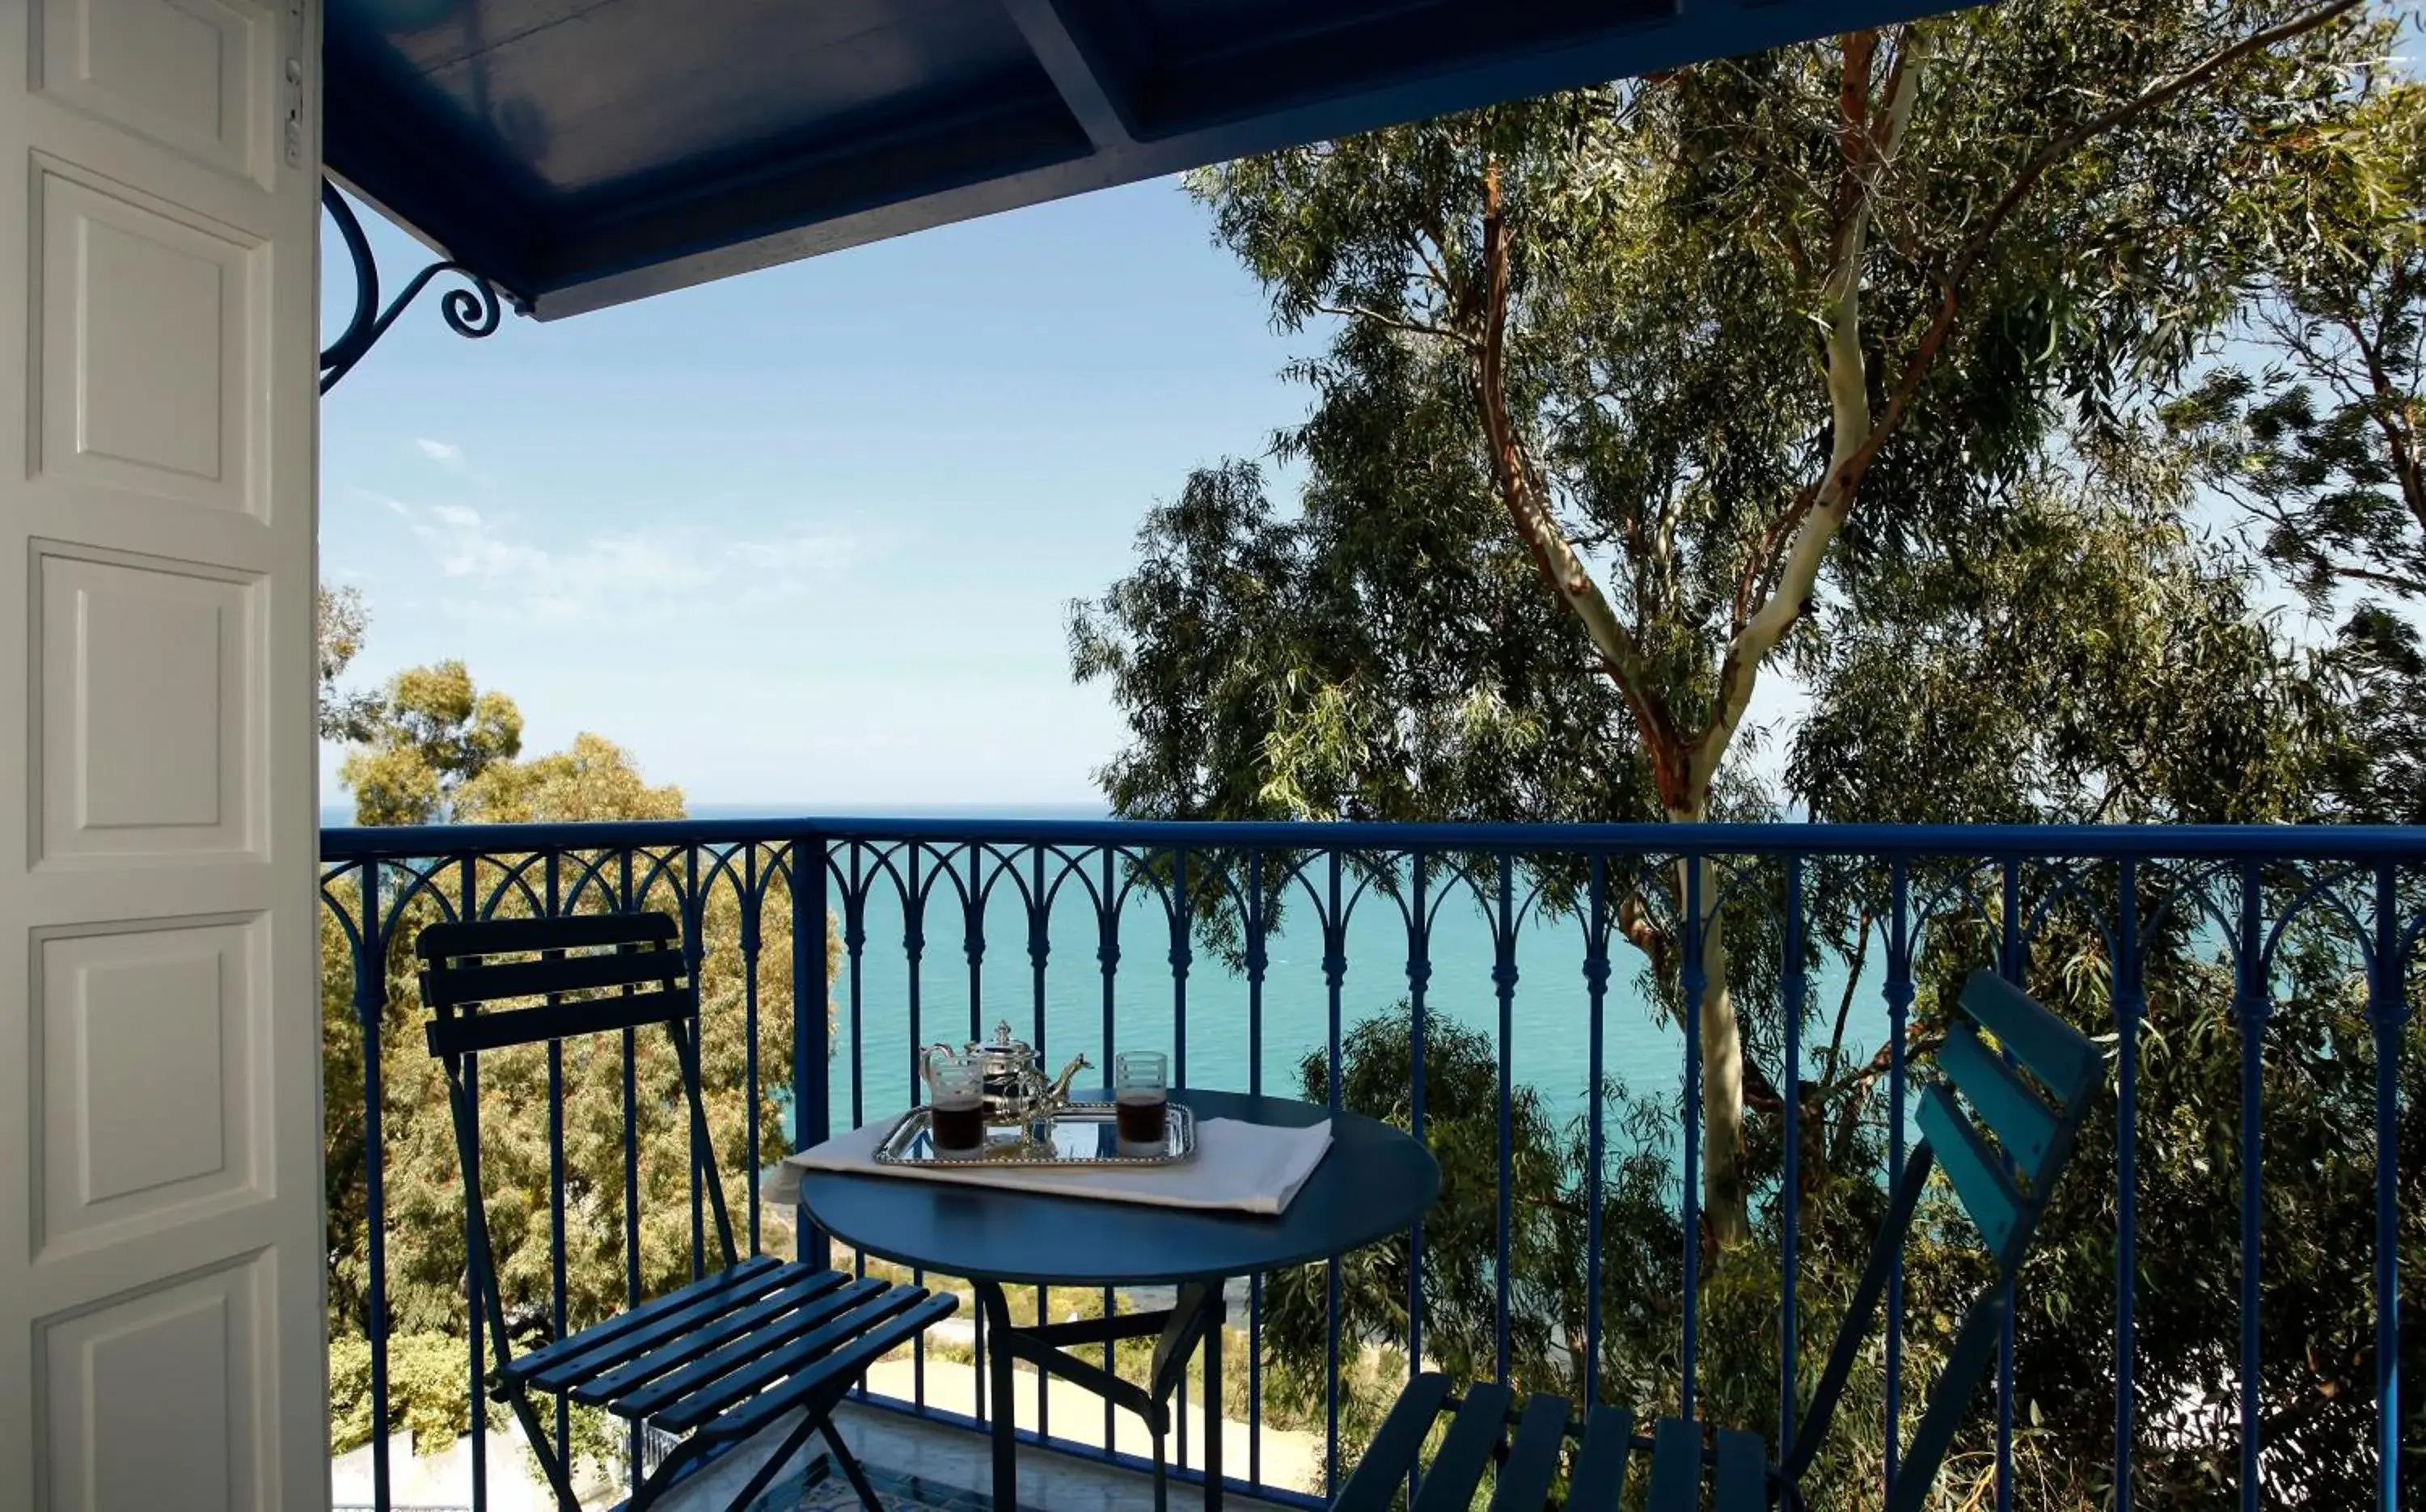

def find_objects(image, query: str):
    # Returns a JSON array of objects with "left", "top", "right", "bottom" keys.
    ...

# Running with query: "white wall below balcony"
[{"left": 329, "top": 1431, "right": 615, "bottom": 1512}]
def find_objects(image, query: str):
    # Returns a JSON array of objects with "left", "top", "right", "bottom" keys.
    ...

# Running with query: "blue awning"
[{"left": 327, "top": 0, "right": 1951, "bottom": 319}]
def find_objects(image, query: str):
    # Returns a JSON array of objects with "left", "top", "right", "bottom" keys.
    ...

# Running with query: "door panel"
[{"left": 1, "top": 1, "right": 325, "bottom": 1509}]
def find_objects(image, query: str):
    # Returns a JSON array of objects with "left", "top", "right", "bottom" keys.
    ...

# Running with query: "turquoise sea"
[{"left": 324, "top": 800, "right": 1883, "bottom": 1156}]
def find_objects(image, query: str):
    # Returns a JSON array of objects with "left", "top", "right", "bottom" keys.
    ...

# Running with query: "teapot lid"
[{"left": 966, "top": 1020, "right": 1033, "bottom": 1057}]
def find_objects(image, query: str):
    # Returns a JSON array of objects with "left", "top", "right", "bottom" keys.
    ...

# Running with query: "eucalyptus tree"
[
  {"left": 2165, "top": 79, "right": 2426, "bottom": 821},
  {"left": 1073, "top": 0, "right": 2390, "bottom": 1242},
  {"left": 2170, "top": 81, "right": 2425, "bottom": 609}
]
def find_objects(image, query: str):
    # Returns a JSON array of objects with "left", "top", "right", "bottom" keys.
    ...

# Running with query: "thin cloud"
[
  {"left": 727, "top": 532, "right": 860, "bottom": 597},
  {"left": 415, "top": 437, "right": 466, "bottom": 467},
  {"left": 345, "top": 486, "right": 416, "bottom": 517},
  {"left": 386, "top": 498, "right": 854, "bottom": 626}
]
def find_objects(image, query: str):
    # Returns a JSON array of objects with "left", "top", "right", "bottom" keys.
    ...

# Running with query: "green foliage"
[
  {"left": 2320, "top": 602, "right": 2426, "bottom": 822},
  {"left": 2168, "top": 82, "right": 2426, "bottom": 610},
  {"left": 1266, "top": 1012, "right": 1574, "bottom": 1398},
  {"left": 1074, "top": 0, "right": 2395, "bottom": 1244},
  {"left": 1278, "top": 939, "right": 2423, "bottom": 1508},
  {"left": 316, "top": 585, "right": 382, "bottom": 744},
  {"left": 2163, "top": 78, "right": 2426, "bottom": 822},
  {"left": 1077, "top": 0, "right": 2389, "bottom": 828},
  {"left": 2001, "top": 936, "right": 2424, "bottom": 1505},
  {"left": 1262, "top": 1003, "right": 1908, "bottom": 1503},
  {"left": 1071, "top": 457, "right": 1646, "bottom": 824},
  {"left": 1076, "top": 3, "right": 2421, "bottom": 1505},
  {"left": 338, "top": 660, "right": 526, "bottom": 826},
  {"left": 1786, "top": 440, "right": 2352, "bottom": 829},
  {"left": 320, "top": 653, "right": 842, "bottom": 1486},
  {"left": 328, "top": 1330, "right": 505, "bottom": 1457}
]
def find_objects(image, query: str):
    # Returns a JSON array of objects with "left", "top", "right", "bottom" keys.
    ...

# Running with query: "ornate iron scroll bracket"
[{"left": 319, "top": 180, "right": 504, "bottom": 394}]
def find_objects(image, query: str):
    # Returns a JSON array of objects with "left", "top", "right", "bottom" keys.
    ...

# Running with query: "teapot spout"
[{"left": 1044, "top": 1053, "right": 1093, "bottom": 1108}]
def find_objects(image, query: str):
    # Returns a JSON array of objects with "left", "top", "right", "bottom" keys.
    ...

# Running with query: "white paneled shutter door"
[{"left": 0, "top": 2, "right": 328, "bottom": 1511}]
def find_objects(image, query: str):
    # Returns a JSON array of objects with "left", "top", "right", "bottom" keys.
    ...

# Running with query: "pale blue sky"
[{"left": 318, "top": 180, "right": 1318, "bottom": 807}]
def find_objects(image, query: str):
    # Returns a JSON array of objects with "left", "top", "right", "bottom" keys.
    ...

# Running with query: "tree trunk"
[
  {"left": 1698, "top": 910, "right": 1751, "bottom": 1248},
  {"left": 1670, "top": 805, "right": 1750, "bottom": 1247}
]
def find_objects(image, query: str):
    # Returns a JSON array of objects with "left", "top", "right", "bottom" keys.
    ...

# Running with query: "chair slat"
[
  {"left": 420, "top": 912, "right": 674, "bottom": 959},
  {"left": 517, "top": 1261, "right": 791, "bottom": 1387},
  {"left": 702, "top": 1291, "right": 960, "bottom": 1444},
  {"left": 527, "top": 1261, "right": 805, "bottom": 1395},
  {"left": 600, "top": 1276, "right": 892, "bottom": 1415},
  {"left": 573, "top": 1269, "right": 856, "bottom": 1404},
  {"left": 1959, "top": 969, "right": 2095, "bottom": 1097},
  {"left": 1486, "top": 1394, "right": 1573, "bottom": 1512},
  {"left": 1410, "top": 1383, "right": 1511, "bottom": 1512},
  {"left": 1714, "top": 1428, "right": 1769, "bottom": 1512},
  {"left": 1562, "top": 1404, "right": 1636, "bottom": 1510},
  {"left": 1938, "top": 1022, "right": 2057, "bottom": 1172},
  {"left": 1917, "top": 1083, "right": 2020, "bottom": 1254},
  {"left": 1886, "top": 974, "right": 2100, "bottom": 1511},
  {"left": 426, "top": 946, "right": 684, "bottom": 1007},
  {"left": 652, "top": 1285, "right": 933, "bottom": 1433},
  {"left": 503, "top": 1256, "right": 784, "bottom": 1387},
  {"left": 1645, "top": 1417, "right": 1703, "bottom": 1511},
  {"left": 1332, "top": 1374, "right": 1454, "bottom": 1512},
  {"left": 426, "top": 989, "right": 694, "bottom": 1058}
]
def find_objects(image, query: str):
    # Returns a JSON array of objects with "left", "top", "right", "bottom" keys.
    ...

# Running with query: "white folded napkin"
[{"left": 767, "top": 1113, "right": 1333, "bottom": 1216}]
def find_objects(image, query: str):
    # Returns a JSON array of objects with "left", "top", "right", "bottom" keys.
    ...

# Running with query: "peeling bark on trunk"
[
  {"left": 1672, "top": 829, "right": 1750, "bottom": 1248},
  {"left": 1663, "top": 33, "right": 1927, "bottom": 1249}
]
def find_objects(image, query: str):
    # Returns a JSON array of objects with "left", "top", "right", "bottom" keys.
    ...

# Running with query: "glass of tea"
[
  {"left": 1114, "top": 1050, "right": 1169, "bottom": 1152},
  {"left": 927, "top": 1054, "right": 987, "bottom": 1156}
]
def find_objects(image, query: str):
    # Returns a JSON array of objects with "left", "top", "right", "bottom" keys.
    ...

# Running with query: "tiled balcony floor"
[{"left": 668, "top": 1399, "right": 1307, "bottom": 1512}]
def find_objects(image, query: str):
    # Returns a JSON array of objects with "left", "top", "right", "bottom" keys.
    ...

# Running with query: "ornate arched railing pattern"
[{"left": 319, "top": 818, "right": 2426, "bottom": 1512}]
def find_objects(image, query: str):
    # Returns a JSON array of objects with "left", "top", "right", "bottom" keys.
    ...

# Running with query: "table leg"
[
  {"left": 974, "top": 1281, "right": 1018, "bottom": 1510},
  {"left": 1202, "top": 1289, "right": 1223, "bottom": 1512},
  {"left": 974, "top": 1277, "right": 1231, "bottom": 1511}
]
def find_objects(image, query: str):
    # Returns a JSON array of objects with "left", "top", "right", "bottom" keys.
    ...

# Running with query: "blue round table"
[{"left": 797, "top": 1089, "right": 1439, "bottom": 1511}]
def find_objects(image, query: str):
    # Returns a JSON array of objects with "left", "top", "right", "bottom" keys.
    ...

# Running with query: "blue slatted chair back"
[
  {"left": 1781, "top": 969, "right": 2102, "bottom": 1511},
  {"left": 416, "top": 911, "right": 741, "bottom": 1372}
]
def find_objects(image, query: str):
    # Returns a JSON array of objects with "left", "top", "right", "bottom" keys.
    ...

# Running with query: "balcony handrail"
[{"left": 323, "top": 815, "right": 2426, "bottom": 861}]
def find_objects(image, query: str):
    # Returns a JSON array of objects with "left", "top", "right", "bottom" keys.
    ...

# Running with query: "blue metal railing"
[{"left": 319, "top": 817, "right": 2424, "bottom": 1511}]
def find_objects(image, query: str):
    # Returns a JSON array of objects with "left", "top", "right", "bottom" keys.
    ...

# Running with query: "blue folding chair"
[
  {"left": 1331, "top": 968, "right": 2103, "bottom": 1511},
  {"left": 417, "top": 910, "right": 956, "bottom": 1512}
]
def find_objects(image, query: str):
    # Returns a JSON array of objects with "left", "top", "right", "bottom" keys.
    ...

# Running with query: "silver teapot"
[{"left": 921, "top": 1020, "right": 1091, "bottom": 1126}]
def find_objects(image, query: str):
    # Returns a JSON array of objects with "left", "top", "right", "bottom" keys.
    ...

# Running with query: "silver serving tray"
[{"left": 875, "top": 1100, "right": 1196, "bottom": 1168}]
